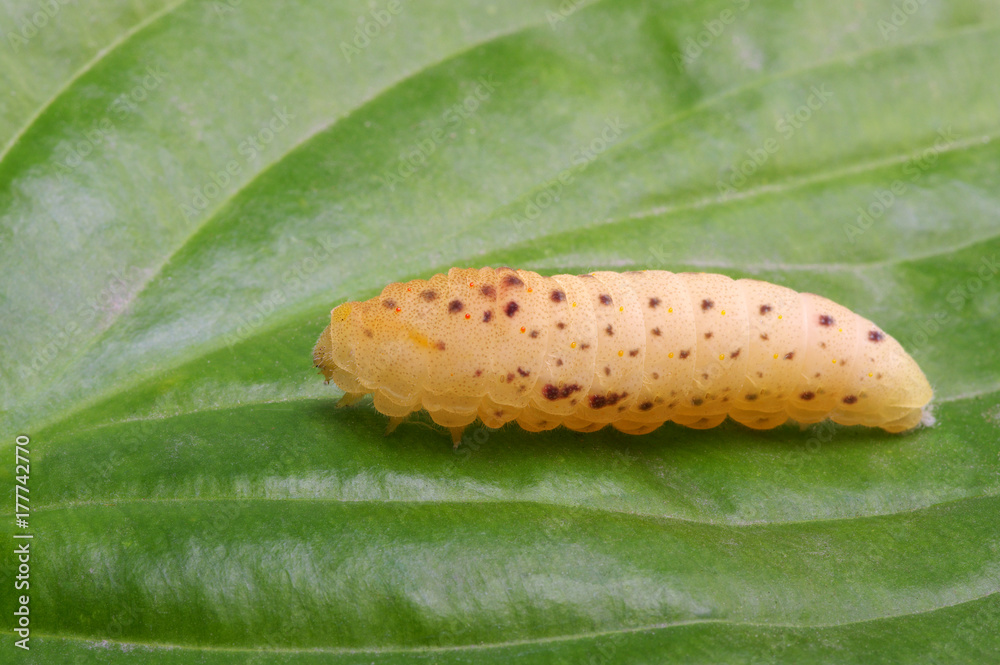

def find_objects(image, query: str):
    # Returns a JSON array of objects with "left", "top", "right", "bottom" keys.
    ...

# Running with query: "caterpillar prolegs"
[{"left": 313, "top": 268, "right": 933, "bottom": 445}]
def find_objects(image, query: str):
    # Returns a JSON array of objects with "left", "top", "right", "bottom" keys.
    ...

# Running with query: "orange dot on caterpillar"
[{"left": 313, "top": 267, "right": 933, "bottom": 446}]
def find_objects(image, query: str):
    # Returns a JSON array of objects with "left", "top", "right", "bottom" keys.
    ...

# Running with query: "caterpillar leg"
[
  {"left": 385, "top": 416, "right": 407, "bottom": 435},
  {"left": 337, "top": 392, "right": 367, "bottom": 408},
  {"left": 449, "top": 426, "right": 466, "bottom": 449}
]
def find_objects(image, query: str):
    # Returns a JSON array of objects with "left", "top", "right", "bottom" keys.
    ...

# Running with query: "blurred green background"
[{"left": 1, "top": 0, "right": 998, "bottom": 663}]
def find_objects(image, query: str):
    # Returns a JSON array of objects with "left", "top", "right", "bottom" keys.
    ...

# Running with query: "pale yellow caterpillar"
[{"left": 313, "top": 268, "right": 932, "bottom": 444}]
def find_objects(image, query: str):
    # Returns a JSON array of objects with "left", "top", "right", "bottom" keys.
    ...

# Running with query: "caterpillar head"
[
  {"left": 314, "top": 300, "right": 414, "bottom": 399},
  {"left": 313, "top": 302, "right": 357, "bottom": 385}
]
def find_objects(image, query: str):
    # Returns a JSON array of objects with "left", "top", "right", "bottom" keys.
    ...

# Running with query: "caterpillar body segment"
[{"left": 313, "top": 268, "right": 933, "bottom": 444}]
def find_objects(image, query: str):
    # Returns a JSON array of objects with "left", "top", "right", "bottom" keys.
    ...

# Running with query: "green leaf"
[{"left": 2, "top": 0, "right": 999, "bottom": 662}]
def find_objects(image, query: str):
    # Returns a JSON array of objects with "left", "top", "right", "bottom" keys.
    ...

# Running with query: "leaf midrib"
[{"left": 29, "top": 479, "right": 1000, "bottom": 529}]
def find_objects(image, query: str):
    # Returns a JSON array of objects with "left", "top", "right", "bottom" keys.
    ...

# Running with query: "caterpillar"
[{"left": 313, "top": 267, "right": 933, "bottom": 445}]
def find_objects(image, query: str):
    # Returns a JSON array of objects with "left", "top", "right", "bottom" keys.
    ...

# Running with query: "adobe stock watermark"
[
  {"left": 672, "top": 0, "right": 752, "bottom": 70},
  {"left": 179, "top": 106, "right": 294, "bottom": 222},
  {"left": 843, "top": 126, "right": 958, "bottom": 243},
  {"left": 16, "top": 266, "right": 146, "bottom": 381},
  {"left": 340, "top": 0, "right": 403, "bottom": 63},
  {"left": 5, "top": 0, "right": 75, "bottom": 52},
  {"left": 716, "top": 83, "right": 833, "bottom": 196},
  {"left": 877, "top": 0, "right": 930, "bottom": 40},
  {"left": 509, "top": 117, "right": 626, "bottom": 234},
  {"left": 378, "top": 75, "right": 498, "bottom": 191},
  {"left": 899, "top": 253, "right": 998, "bottom": 353},
  {"left": 12, "top": 434, "right": 32, "bottom": 651},
  {"left": 223, "top": 235, "right": 339, "bottom": 348},
  {"left": 54, "top": 65, "right": 168, "bottom": 174},
  {"left": 545, "top": 0, "right": 587, "bottom": 29},
  {"left": 931, "top": 577, "right": 1000, "bottom": 662}
]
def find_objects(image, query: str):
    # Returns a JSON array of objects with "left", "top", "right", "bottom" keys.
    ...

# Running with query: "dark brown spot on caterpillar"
[
  {"left": 556, "top": 358, "right": 563, "bottom": 366},
  {"left": 784, "top": 351, "right": 795, "bottom": 360},
  {"left": 435, "top": 341, "right": 446, "bottom": 351},
  {"left": 480, "top": 284, "right": 495, "bottom": 298},
  {"left": 652, "top": 372, "right": 660, "bottom": 379},
  {"left": 843, "top": 395, "right": 858, "bottom": 404},
  {"left": 474, "top": 369, "right": 482, "bottom": 377},
  {"left": 652, "top": 327, "right": 661, "bottom": 336},
  {"left": 679, "top": 349, "right": 691, "bottom": 359},
  {"left": 494, "top": 410, "right": 504, "bottom": 417},
  {"left": 639, "top": 401, "right": 653, "bottom": 411},
  {"left": 818, "top": 314, "right": 834, "bottom": 326},
  {"left": 505, "top": 301, "right": 519, "bottom": 317},
  {"left": 448, "top": 299, "right": 464, "bottom": 313},
  {"left": 383, "top": 299, "right": 396, "bottom": 308},
  {"left": 800, "top": 391, "right": 815, "bottom": 401},
  {"left": 869, "top": 330, "right": 885, "bottom": 342},
  {"left": 543, "top": 383, "right": 582, "bottom": 400},
  {"left": 876, "top": 373, "right": 883, "bottom": 379},
  {"left": 364, "top": 329, "right": 373, "bottom": 338},
  {"left": 503, "top": 274, "right": 524, "bottom": 287},
  {"left": 483, "top": 310, "right": 493, "bottom": 322},
  {"left": 506, "top": 373, "right": 515, "bottom": 383},
  {"left": 730, "top": 348, "right": 741, "bottom": 359},
  {"left": 589, "top": 391, "right": 628, "bottom": 408},
  {"left": 551, "top": 289, "right": 566, "bottom": 302},
  {"left": 530, "top": 329, "right": 540, "bottom": 338},
  {"left": 605, "top": 324, "right": 614, "bottom": 336},
  {"left": 704, "top": 332, "right": 713, "bottom": 339},
  {"left": 722, "top": 397, "right": 729, "bottom": 403},
  {"left": 421, "top": 290, "right": 437, "bottom": 301},
  {"left": 702, "top": 373, "right": 709, "bottom": 380},
  {"left": 745, "top": 393, "right": 758, "bottom": 401},
  {"left": 649, "top": 297, "right": 661, "bottom": 308},
  {"left": 580, "top": 343, "right": 591, "bottom": 350},
  {"left": 760, "top": 333, "right": 769, "bottom": 340},
  {"left": 691, "top": 398, "right": 703, "bottom": 406},
  {"left": 701, "top": 299, "right": 714, "bottom": 311},
  {"left": 756, "top": 371, "right": 764, "bottom": 378},
  {"left": 599, "top": 294, "right": 613, "bottom": 305},
  {"left": 760, "top": 304, "right": 772, "bottom": 315},
  {"left": 604, "top": 366, "right": 611, "bottom": 376},
  {"left": 629, "top": 349, "right": 639, "bottom": 357},
  {"left": 820, "top": 342, "right": 827, "bottom": 349},
  {"left": 815, "top": 372, "right": 821, "bottom": 378},
  {"left": 556, "top": 321, "right": 566, "bottom": 329},
  {"left": 517, "top": 367, "right": 530, "bottom": 377}
]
